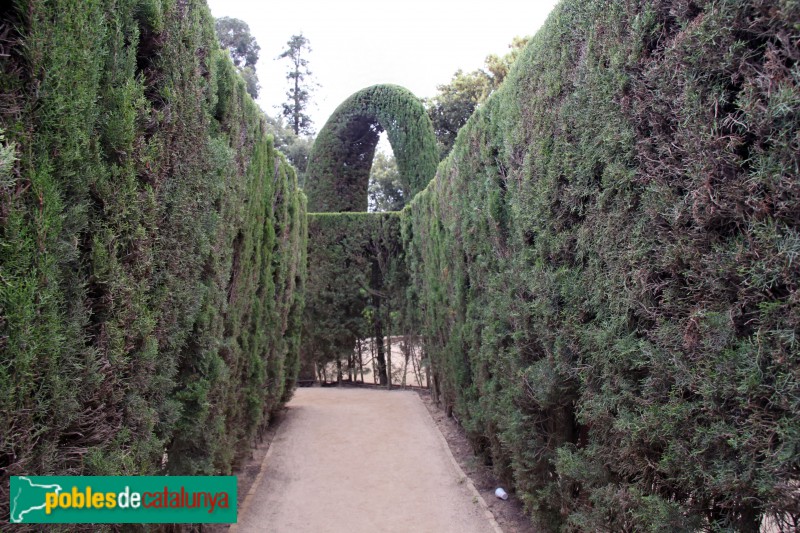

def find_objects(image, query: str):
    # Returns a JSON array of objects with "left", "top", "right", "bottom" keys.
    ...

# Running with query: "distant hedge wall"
[
  {"left": 301, "top": 212, "right": 403, "bottom": 383},
  {"left": 402, "top": 0, "right": 799, "bottom": 530},
  {"left": 0, "top": 0, "right": 306, "bottom": 518}
]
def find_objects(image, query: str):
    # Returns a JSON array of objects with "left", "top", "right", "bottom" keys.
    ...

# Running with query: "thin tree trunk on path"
[
  {"left": 357, "top": 338, "right": 365, "bottom": 383},
  {"left": 348, "top": 350, "right": 354, "bottom": 382},
  {"left": 401, "top": 335, "right": 409, "bottom": 388},
  {"left": 386, "top": 333, "right": 392, "bottom": 390},
  {"left": 374, "top": 297, "right": 387, "bottom": 385},
  {"left": 370, "top": 337, "right": 377, "bottom": 384},
  {"left": 425, "top": 358, "right": 431, "bottom": 390}
]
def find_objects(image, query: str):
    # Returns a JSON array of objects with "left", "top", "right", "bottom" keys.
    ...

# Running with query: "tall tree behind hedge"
[
  {"left": 215, "top": 16, "right": 261, "bottom": 98},
  {"left": 215, "top": 16, "right": 260, "bottom": 67},
  {"left": 265, "top": 114, "right": 315, "bottom": 187},
  {"left": 278, "top": 33, "right": 316, "bottom": 135},
  {"left": 425, "top": 36, "right": 529, "bottom": 158}
]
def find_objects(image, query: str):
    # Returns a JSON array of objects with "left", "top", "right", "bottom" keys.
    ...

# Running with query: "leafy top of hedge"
[{"left": 305, "top": 84, "right": 438, "bottom": 212}]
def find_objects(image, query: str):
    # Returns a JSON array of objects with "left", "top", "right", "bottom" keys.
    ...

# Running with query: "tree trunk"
[
  {"left": 410, "top": 341, "right": 419, "bottom": 386},
  {"left": 385, "top": 299, "right": 393, "bottom": 389},
  {"left": 348, "top": 349, "right": 354, "bottom": 383},
  {"left": 375, "top": 330, "right": 387, "bottom": 386},
  {"left": 357, "top": 338, "right": 365, "bottom": 383},
  {"left": 401, "top": 335, "right": 409, "bottom": 388},
  {"left": 293, "top": 63, "right": 300, "bottom": 134},
  {"left": 424, "top": 354, "right": 431, "bottom": 389},
  {"left": 336, "top": 357, "right": 342, "bottom": 386},
  {"left": 431, "top": 368, "right": 440, "bottom": 405},
  {"left": 386, "top": 332, "right": 393, "bottom": 390},
  {"left": 373, "top": 295, "right": 388, "bottom": 386},
  {"left": 370, "top": 337, "right": 377, "bottom": 384}
]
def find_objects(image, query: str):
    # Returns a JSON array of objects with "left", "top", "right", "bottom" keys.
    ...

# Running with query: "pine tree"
[{"left": 278, "top": 34, "right": 316, "bottom": 135}]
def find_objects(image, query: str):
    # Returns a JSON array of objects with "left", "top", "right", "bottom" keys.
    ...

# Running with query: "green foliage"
[
  {"left": 265, "top": 113, "right": 314, "bottom": 186},
  {"left": 368, "top": 151, "right": 405, "bottom": 212},
  {"left": 239, "top": 65, "right": 260, "bottom": 99},
  {"left": 483, "top": 35, "right": 530, "bottom": 89},
  {"left": 215, "top": 17, "right": 260, "bottom": 98},
  {"left": 425, "top": 69, "right": 490, "bottom": 159},
  {"left": 401, "top": 0, "right": 800, "bottom": 530},
  {"left": 425, "top": 36, "right": 530, "bottom": 159},
  {"left": 305, "top": 84, "right": 438, "bottom": 212},
  {"left": 0, "top": 0, "right": 306, "bottom": 522},
  {"left": 278, "top": 33, "right": 315, "bottom": 136},
  {"left": 215, "top": 16, "right": 260, "bottom": 68},
  {"left": 300, "top": 212, "right": 405, "bottom": 385},
  {"left": 5, "top": 1, "right": 799, "bottom": 532}
]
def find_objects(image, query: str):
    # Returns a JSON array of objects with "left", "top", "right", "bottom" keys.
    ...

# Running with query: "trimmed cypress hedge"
[
  {"left": 301, "top": 212, "right": 404, "bottom": 383},
  {"left": 301, "top": 84, "right": 431, "bottom": 384},
  {"left": 401, "top": 0, "right": 799, "bottom": 529},
  {"left": 0, "top": 0, "right": 306, "bottom": 520},
  {"left": 5, "top": 0, "right": 797, "bottom": 530},
  {"left": 305, "top": 84, "right": 438, "bottom": 213}
]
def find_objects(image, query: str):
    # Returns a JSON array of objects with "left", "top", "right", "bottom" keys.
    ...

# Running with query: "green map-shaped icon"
[{"left": 10, "top": 476, "right": 63, "bottom": 523}]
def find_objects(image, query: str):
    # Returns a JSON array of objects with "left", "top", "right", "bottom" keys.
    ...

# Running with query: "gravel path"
[{"left": 232, "top": 388, "right": 499, "bottom": 533}]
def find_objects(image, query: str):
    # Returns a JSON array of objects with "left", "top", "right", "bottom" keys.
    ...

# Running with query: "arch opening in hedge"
[{"left": 305, "top": 84, "right": 438, "bottom": 213}]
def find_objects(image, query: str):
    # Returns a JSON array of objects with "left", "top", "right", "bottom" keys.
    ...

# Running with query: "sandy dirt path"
[{"left": 232, "top": 388, "right": 499, "bottom": 533}]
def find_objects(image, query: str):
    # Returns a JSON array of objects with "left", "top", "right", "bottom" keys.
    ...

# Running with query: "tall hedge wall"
[
  {"left": 0, "top": 0, "right": 307, "bottom": 517},
  {"left": 401, "top": 0, "right": 799, "bottom": 530},
  {"left": 301, "top": 212, "right": 404, "bottom": 383}
]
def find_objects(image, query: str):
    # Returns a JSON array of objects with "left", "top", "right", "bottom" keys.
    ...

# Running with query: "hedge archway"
[{"left": 305, "top": 84, "right": 438, "bottom": 212}]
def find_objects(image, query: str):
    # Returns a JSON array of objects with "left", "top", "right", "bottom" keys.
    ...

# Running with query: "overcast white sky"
[{"left": 205, "top": 0, "right": 560, "bottom": 134}]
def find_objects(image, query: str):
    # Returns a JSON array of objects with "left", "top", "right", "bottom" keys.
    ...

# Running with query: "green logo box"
[{"left": 9, "top": 476, "right": 237, "bottom": 524}]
